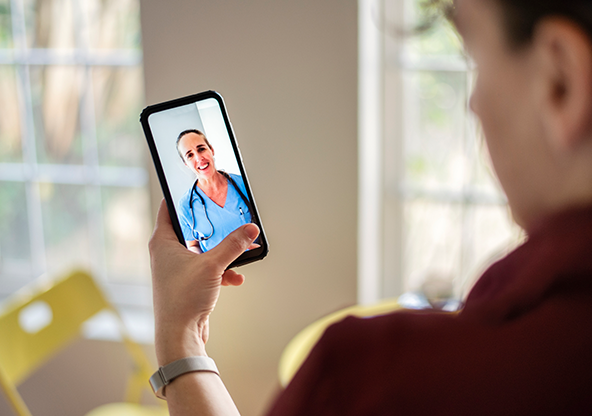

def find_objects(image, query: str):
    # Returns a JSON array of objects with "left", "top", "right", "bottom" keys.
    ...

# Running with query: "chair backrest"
[
  {"left": 0, "top": 270, "right": 110, "bottom": 386},
  {"left": 0, "top": 270, "right": 161, "bottom": 416}
]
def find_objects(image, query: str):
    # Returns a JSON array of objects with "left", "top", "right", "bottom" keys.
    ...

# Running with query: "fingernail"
[{"left": 245, "top": 224, "right": 259, "bottom": 240}]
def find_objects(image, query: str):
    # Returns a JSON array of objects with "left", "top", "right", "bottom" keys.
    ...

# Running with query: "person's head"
[
  {"left": 176, "top": 129, "right": 217, "bottom": 180},
  {"left": 449, "top": 0, "right": 592, "bottom": 230}
]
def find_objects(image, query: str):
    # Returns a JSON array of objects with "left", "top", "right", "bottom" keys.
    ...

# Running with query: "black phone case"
[{"left": 140, "top": 90, "right": 268, "bottom": 268}]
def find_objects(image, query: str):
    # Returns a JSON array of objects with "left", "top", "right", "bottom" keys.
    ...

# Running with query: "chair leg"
[{"left": 0, "top": 366, "right": 33, "bottom": 416}]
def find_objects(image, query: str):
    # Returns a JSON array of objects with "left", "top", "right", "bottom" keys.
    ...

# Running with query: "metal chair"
[{"left": 0, "top": 270, "right": 167, "bottom": 416}]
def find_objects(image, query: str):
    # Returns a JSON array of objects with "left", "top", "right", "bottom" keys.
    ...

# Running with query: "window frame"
[
  {"left": 0, "top": 0, "right": 150, "bottom": 310},
  {"left": 358, "top": 0, "right": 519, "bottom": 305}
]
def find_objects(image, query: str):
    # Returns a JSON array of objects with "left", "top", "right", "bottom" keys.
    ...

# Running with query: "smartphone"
[{"left": 140, "top": 90, "right": 268, "bottom": 268}]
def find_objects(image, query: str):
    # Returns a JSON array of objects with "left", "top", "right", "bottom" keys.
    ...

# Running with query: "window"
[
  {"left": 358, "top": 0, "right": 523, "bottom": 305},
  {"left": 0, "top": 0, "right": 150, "bottom": 309}
]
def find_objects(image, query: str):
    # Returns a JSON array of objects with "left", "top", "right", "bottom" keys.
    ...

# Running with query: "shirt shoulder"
[
  {"left": 268, "top": 299, "right": 592, "bottom": 416},
  {"left": 267, "top": 311, "right": 462, "bottom": 416},
  {"left": 228, "top": 173, "right": 248, "bottom": 198},
  {"left": 229, "top": 172, "right": 245, "bottom": 188},
  {"left": 229, "top": 172, "right": 243, "bottom": 183},
  {"left": 177, "top": 186, "right": 194, "bottom": 218},
  {"left": 178, "top": 185, "right": 193, "bottom": 206}
]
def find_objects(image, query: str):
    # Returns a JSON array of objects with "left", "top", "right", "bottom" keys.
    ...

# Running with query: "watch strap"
[{"left": 149, "top": 356, "right": 219, "bottom": 399}]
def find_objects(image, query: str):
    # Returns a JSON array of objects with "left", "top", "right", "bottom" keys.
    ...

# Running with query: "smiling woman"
[
  {"left": 175, "top": 130, "right": 253, "bottom": 254},
  {"left": 147, "top": 0, "right": 592, "bottom": 415}
]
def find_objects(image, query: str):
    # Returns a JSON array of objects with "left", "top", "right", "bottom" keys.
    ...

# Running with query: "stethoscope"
[{"left": 189, "top": 170, "right": 251, "bottom": 242}]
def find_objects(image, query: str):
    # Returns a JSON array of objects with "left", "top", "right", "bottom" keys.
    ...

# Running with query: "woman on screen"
[{"left": 175, "top": 129, "right": 253, "bottom": 253}]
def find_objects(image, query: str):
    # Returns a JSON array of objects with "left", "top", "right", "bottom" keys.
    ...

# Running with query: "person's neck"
[
  {"left": 515, "top": 137, "right": 592, "bottom": 233},
  {"left": 517, "top": 184, "right": 592, "bottom": 235},
  {"left": 198, "top": 171, "right": 226, "bottom": 193}
]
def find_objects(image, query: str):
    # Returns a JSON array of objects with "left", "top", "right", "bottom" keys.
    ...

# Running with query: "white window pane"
[
  {"left": 102, "top": 186, "right": 150, "bottom": 284},
  {"left": 402, "top": 200, "right": 462, "bottom": 293},
  {"left": 81, "top": 0, "right": 142, "bottom": 50},
  {"left": 403, "top": 70, "right": 468, "bottom": 192},
  {"left": 402, "top": 199, "right": 523, "bottom": 299},
  {"left": 0, "top": 66, "right": 22, "bottom": 162},
  {"left": 0, "top": 182, "right": 31, "bottom": 263},
  {"left": 30, "top": 66, "right": 84, "bottom": 165},
  {"left": 24, "top": 0, "right": 75, "bottom": 49},
  {"left": 0, "top": 183, "right": 36, "bottom": 295},
  {"left": 41, "top": 183, "right": 93, "bottom": 274},
  {"left": 93, "top": 66, "right": 145, "bottom": 168}
]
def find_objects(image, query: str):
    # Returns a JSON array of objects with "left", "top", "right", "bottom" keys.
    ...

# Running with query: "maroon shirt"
[{"left": 267, "top": 207, "right": 592, "bottom": 415}]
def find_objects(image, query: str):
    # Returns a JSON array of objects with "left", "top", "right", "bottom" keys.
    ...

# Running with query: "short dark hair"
[
  {"left": 435, "top": 0, "right": 592, "bottom": 48},
  {"left": 175, "top": 129, "right": 212, "bottom": 162},
  {"left": 494, "top": 0, "right": 592, "bottom": 48}
]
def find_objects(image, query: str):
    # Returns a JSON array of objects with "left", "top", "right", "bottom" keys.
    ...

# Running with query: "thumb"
[{"left": 207, "top": 223, "right": 260, "bottom": 268}]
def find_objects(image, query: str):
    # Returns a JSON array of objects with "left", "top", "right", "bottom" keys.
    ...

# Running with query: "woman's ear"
[{"left": 534, "top": 18, "right": 592, "bottom": 150}]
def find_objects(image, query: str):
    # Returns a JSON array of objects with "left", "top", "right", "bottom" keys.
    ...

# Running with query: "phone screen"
[{"left": 141, "top": 90, "right": 268, "bottom": 268}]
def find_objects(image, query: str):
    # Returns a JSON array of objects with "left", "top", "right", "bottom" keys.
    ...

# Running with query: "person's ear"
[{"left": 534, "top": 18, "right": 592, "bottom": 150}]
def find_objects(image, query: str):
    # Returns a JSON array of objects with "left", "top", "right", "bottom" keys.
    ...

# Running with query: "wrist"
[
  {"left": 150, "top": 356, "right": 220, "bottom": 400},
  {"left": 155, "top": 321, "right": 208, "bottom": 366}
]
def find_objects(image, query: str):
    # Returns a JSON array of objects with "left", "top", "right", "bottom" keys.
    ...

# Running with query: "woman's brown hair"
[
  {"left": 494, "top": 0, "right": 592, "bottom": 47},
  {"left": 433, "top": 0, "right": 592, "bottom": 47}
]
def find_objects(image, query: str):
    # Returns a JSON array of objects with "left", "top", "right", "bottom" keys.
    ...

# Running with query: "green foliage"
[
  {"left": 415, "top": 0, "right": 454, "bottom": 32},
  {"left": 409, "top": 0, "right": 463, "bottom": 57}
]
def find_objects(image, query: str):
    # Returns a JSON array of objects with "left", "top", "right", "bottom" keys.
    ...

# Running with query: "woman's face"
[
  {"left": 178, "top": 132, "right": 217, "bottom": 180},
  {"left": 454, "top": 0, "right": 549, "bottom": 228}
]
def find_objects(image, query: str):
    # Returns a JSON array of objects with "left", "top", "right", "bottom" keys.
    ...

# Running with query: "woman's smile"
[{"left": 178, "top": 132, "right": 217, "bottom": 178}]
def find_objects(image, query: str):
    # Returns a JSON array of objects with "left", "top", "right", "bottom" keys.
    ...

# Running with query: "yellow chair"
[
  {"left": 278, "top": 298, "right": 402, "bottom": 387},
  {"left": 0, "top": 270, "right": 167, "bottom": 416}
]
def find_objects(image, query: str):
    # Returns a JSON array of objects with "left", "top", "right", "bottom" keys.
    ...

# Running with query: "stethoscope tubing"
[{"left": 189, "top": 171, "right": 252, "bottom": 243}]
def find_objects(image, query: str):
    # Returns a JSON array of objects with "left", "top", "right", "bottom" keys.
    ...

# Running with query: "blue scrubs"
[{"left": 177, "top": 173, "right": 252, "bottom": 253}]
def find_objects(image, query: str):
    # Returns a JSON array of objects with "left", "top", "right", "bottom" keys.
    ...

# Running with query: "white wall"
[{"left": 140, "top": 1, "right": 359, "bottom": 414}]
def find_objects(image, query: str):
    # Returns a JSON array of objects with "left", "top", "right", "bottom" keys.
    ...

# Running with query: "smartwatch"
[{"left": 149, "top": 356, "right": 219, "bottom": 399}]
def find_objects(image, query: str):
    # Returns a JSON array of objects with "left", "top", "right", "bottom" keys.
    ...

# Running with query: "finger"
[
  {"left": 207, "top": 223, "right": 260, "bottom": 268},
  {"left": 152, "top": 199, "right": 180, "bottom": 243}
]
